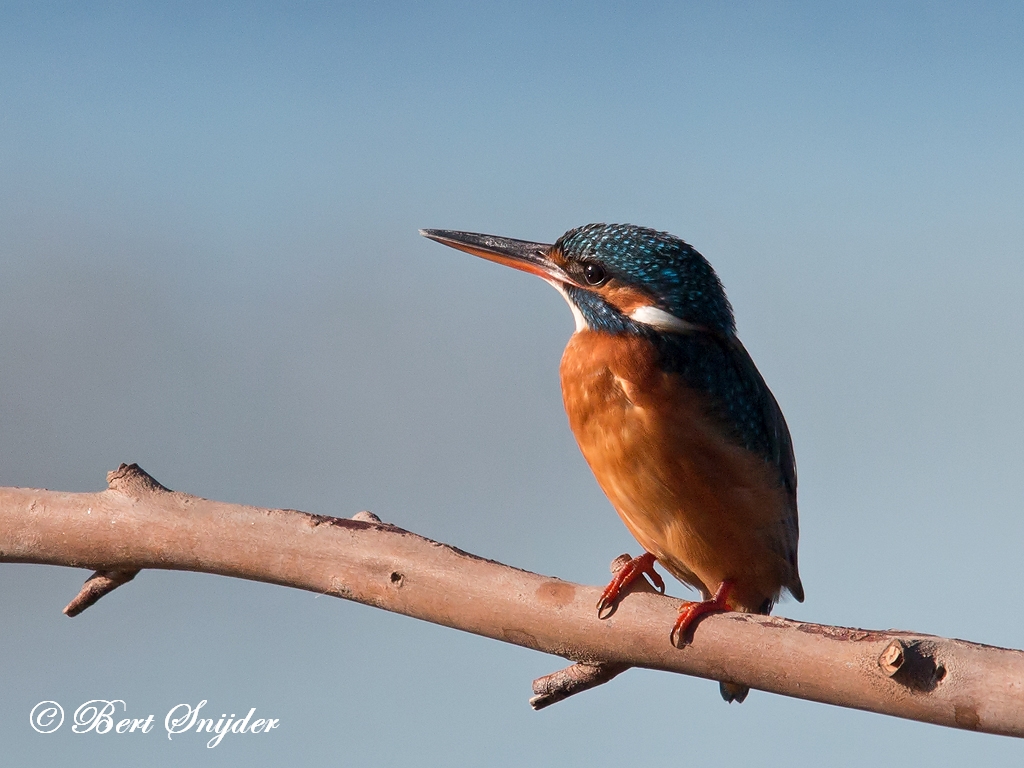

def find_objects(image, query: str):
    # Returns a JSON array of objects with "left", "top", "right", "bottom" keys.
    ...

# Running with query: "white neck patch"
[
  {"left": 628, "top": 305, "right": 700, "bottom": 334},
  {"left": 544, "top": 283, "right": 700, "bottom": 336}
]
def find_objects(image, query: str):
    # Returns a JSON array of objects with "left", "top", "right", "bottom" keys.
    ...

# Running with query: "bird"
[{"left": 421, "top": 223, "right": 803, "bottom": 703}]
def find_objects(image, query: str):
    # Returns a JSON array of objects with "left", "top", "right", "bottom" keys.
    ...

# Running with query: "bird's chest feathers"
[
  {"left": 558, "top": 330, "right": 788, "bottom": 597},
  {"left": 559, "top": 332, "right": 731, "bottom": 494},
  {"left": 559, "top": 331, "right": 714, "bottom": 472},
  {"left": 560, "top": 332, "right": 659, "bottom": 437}
]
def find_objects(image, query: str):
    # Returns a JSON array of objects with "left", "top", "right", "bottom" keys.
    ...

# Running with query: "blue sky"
[{"left": 2, "top": 3, "right": 1024, "bottom": 765}]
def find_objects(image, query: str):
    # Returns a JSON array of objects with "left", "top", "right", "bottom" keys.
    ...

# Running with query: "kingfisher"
[{"left": 421, "top": 223, "right": 803, "bottom": 703}]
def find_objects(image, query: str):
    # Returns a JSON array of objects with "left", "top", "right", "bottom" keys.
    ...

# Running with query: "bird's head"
[{"left": 421, "top": 223, "right": 735, "bottom": 336}]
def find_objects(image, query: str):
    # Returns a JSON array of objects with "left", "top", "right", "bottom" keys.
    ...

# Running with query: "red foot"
[
  {"left": 671, "top": 580, "right": 735, "bottom": 646},
  {"left": 597, "top": 552, "right": 665, "bottom": 617}
]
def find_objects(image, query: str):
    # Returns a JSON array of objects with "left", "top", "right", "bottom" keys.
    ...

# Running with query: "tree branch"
[
  {"left": 1, "top": 464, "right": 1021, "bottom": 737},
  {"left": 63, "top": 567, "right": 140, "bottom": 616}
]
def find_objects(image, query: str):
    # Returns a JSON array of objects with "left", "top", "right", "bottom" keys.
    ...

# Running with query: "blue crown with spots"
[{"left": 555, "top": 223, "right": 736, "bottom": 334}]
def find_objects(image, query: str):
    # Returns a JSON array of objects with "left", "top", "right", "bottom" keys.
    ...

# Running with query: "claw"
[
  {"left": 597, "top": 552, "right": 662, "bottom": 617},
  {"left": 646, "top": 567, "right": 666, "bottom": 595},
  {"left": 670, "top": 579, "right": 735, "bottom": 646}
]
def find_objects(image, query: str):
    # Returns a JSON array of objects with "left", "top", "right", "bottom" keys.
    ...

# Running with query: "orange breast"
[{"left": 560, "top": 330, "right": 797, "bottom": 612}]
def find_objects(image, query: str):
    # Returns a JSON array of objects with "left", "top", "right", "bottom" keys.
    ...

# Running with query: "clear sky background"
[{"left": 2, "top": 2, "right": 1024, "bottom": 765}]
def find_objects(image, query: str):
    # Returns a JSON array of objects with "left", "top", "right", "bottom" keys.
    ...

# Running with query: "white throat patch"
[
  {"left": 547, "top": 280, "right": 589, "bottom": 332},
  {"left": 628, "top": 305, "right": 700, "bottom": 334}
]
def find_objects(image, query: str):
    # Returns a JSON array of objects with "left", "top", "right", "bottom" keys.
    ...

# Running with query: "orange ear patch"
[{"left": 596, "top": 283, "right": 653, "bottom": 315}]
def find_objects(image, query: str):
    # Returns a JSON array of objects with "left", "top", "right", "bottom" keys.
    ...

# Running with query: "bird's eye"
[{"left": 582, "top": 262, "right": 607, "bottom": 286}]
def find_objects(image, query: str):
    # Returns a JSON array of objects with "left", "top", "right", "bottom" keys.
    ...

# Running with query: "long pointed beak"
[{"left": 420, "top": 229, "right": 576, "bottom": 286}]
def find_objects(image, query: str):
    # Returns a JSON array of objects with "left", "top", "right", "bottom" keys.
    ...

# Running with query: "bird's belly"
[{"left": 560, "top": 332, "right": 793, "bottom": 610}]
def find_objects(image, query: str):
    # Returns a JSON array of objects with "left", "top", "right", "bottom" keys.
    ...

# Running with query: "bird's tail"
[
  {"left": 719, "top": 681, "right": 749, "bottom": 703},
  {"left": 716, "top": 592, "right": 783, "bottom": 703}
]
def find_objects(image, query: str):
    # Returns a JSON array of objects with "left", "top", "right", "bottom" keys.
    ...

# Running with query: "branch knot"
[{"left": 106, "top": 463, "right": 171, "bottom": 498}]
